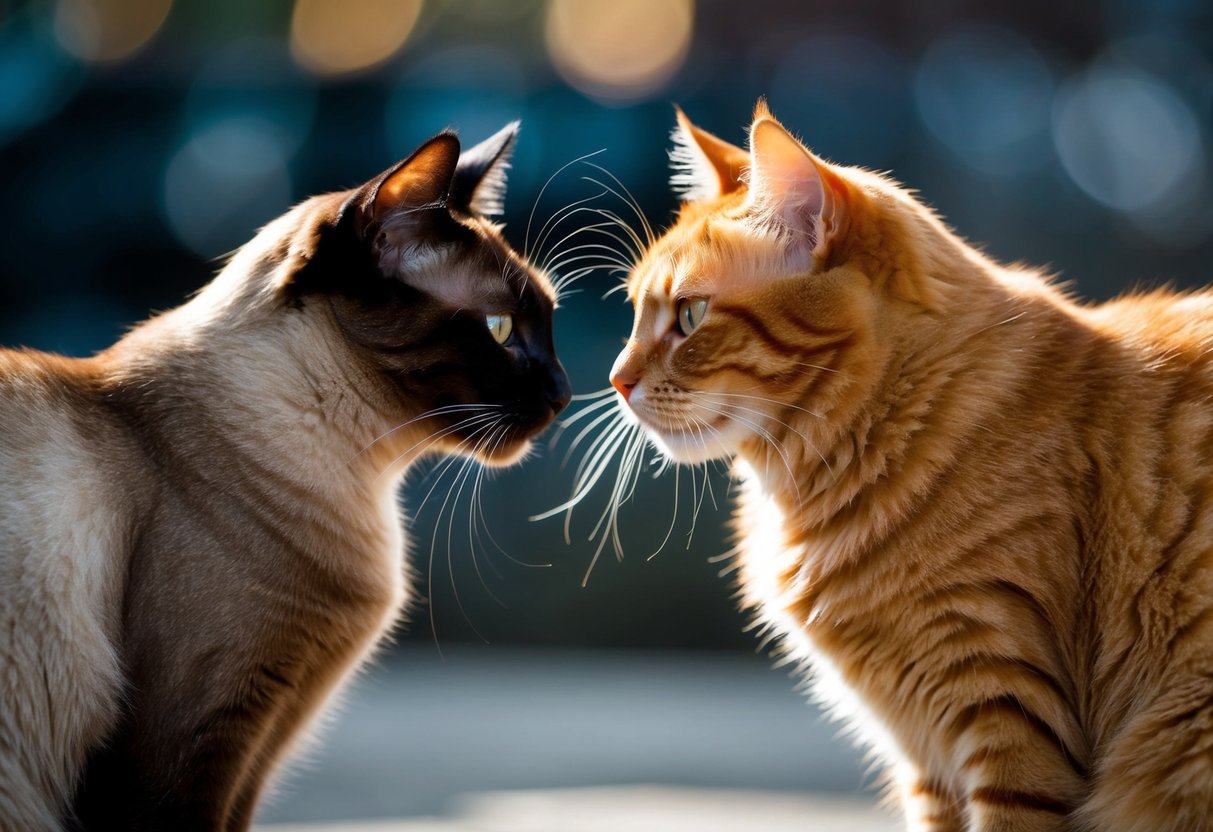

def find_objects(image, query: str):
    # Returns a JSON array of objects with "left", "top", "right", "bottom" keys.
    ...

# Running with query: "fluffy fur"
[
  {"left": 610, "top": 101, "right": 1213, "bottom": 830},
  {"left": 0, "top": 125, "right": 569, "bottom": 831}
]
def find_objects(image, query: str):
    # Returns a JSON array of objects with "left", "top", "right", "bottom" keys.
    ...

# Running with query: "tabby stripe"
[
  {"left": 958, "top": 746, "right": 1004, "bottom": 772},
  {"left": 779, "top": 306, "right": 852, "bottom": 338},
  {"left": 918, "top": 579, "right": 1056, "bottom": 650},
  {"left": 1159, "top": 696, "right": 1213, "bottom": 731},
  {"left": 685, "top": 359, "right": 790, "bottom": 383},
  {"left": 925, "top": 609, "right": 991, "bottom": 645},
  {"left": 949, "top": 694, "right": 1088, "bottom": 779},
  {"left": 927, "top": 653, "right": 1070, "bottom": 705},
  {"left": 685, "top": 359, "right": 831, "bottom": 391},
  {"left": 969, "top": 787, "right": 1071, "bottom": 815},
  {"left": 1167, "top": 605, "right": 1213, "bottom": 656},
  {"left": 894, "top": 660, "right": 919, "bottom": 696},
  {"left": 710, "top": 302, "right": 852, "bottom": 358},
  {"left": 1150, "top": 487, "right": 1203, "bottom": 583},
  {"left": 1120, "top": 488, "right": 1206, "bottom": 670},
  {"left": 909, "top": 780, "right": 948, "bottom": 798}
]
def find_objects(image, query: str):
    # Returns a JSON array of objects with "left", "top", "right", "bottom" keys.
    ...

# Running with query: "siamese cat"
[{"left": 0, "top": 123, "right": 570, "bottom": 831}]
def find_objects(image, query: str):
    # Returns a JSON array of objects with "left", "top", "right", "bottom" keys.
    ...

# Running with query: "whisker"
[
  {"left": 602, "top": 281, "right": 630, "bottom": 300},
  {"left": 412, "top": 421, "right": 499, "bottom": 655},
  {"left": 698, "top": 389, "right": 826, "bottom": 419},
  {"left": 570, "top": 414, "right": 633, "bottom": 496},
  {"left": 693, "top": 391, "right": 835, "bottom": 481},
  {"left": 645, "top": 455, "right": 679, "bottom": 562},
  {"left": 377, "top": 411, "right": 502, "bottom": 483},
  {"left": 532, "top": 413, "right": 631, "bottom": 523},
  {"left": 685, "top": 397, "right": 805, "bottom": 506},
  {"left": 580, "top": 203, "right": 647, "bottom": 260},
  {"left": 347, "top": 403, "right": 499, "bottom": 465},
  {"left": 571, "top": 387, "right": 616, "bottom": 402},
  {"left": 455, "top": 425, "right": 509, "bottom": 610},
  {"left": 580, "top": 422, "right": 644, "bottom": 584},
  {"left": 561, "top": 405, "right": 627, "bottom": 468},
  {"left": 540, "top": 214, "right": 640, "bottom": 272},
  {"left": 533, "top": 193, "right": 614, "bottom": 270},
  {"left": 524, "top": 149, "right": 607, "bottom": 261},
  {"left": 472, "top": 426, "right": 553, "bottom": 569},
  {"left": 579, "top": 163, "right": 655, "bottom": 244}
]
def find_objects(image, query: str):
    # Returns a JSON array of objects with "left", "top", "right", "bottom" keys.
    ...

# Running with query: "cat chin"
[
  {"left": 474, "top": 439, "right": 533, "bottom": 468},
  {"left": 647, "top": 427, "right": 737, "bottom": 465}
]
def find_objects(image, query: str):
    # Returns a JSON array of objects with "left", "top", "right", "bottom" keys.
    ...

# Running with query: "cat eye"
[
  {"left": 677, "top": 298, "right": 709, "bottom": 336},
  {"left": 485, "top": 313, "right": 513, "bottom": 344}
]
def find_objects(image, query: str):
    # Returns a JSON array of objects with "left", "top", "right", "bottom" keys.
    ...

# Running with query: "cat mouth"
[
  {"left": 629, "top": 406, "right": 743, "bottom": 464},
  {"left": 632, "top": 407, "right": 731, "bottom": 439}
]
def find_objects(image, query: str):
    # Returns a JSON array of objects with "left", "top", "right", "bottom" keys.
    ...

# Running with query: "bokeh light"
[
  {"left": 545, "top": 0, "right": 694, "bottom": 102},
  {"left": 162, "top": 118, "right": 292, "bottom": 258},
  {"left": 915, "top": 23, "right": 1055, "bottom": 174},
  {"left": 386, "top": 44, "right": 529, "bottom": 163},
  {"left": 0, "top": 14, "right": 83, "bottom": 147},
  {"left": 1105, "top": 31, "right": 1213, "bottom": 116},
  {"left": 186, "top": 38, "right": 317, "bottom": 158},
  {"left": 770, "top": 30, "right": 910, "bottom": 166},
  {"left": 53, "top": 0, "right": 172, "bottom": 63},
  {"left": 290, "top": 0, "right": 423, "bottom": 77},
  {"left": 1053, "top": 66, "right": 1202, "bottom": 217},
  {"left": 445, "top": 0, "right": 540, "bottom": 25}
]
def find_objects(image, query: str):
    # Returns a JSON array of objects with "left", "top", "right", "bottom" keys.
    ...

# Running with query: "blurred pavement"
[
  {"left": 254, "top": 646, "right": 890, "bottom": 829},
  {"left": 260, "top": 787, "right": 897, "bottom": 831}
]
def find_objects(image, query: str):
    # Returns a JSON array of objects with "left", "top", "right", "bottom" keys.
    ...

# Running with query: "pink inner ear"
[{"left": 747, "top": 119, "right": 827, "bottom": 242}]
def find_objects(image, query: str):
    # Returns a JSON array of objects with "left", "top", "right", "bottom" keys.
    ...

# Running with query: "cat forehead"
[
  {"left": 628, "top": 216, "right": 789, "bottom": 302},
  {"left": 377, "top": 212, "right": 553, "bottom": 310},
  {"left": 397, "top": 243, "right": 536, "bottom": 311}
]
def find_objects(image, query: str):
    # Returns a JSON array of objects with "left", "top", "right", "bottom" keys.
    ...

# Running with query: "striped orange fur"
[{"left": 610, "top": 101, "right": 1213, "bottom": 831}]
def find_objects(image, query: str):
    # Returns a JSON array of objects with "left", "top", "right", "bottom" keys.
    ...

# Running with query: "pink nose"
[{"left": 610, "top": 369, "right": 638, "bottom": 401}]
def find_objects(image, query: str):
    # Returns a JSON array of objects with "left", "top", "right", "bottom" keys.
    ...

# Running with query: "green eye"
[
  {"left": 486, "top": 313, "right": 513, "bottom": 344},
  {"left": 677, "top": 298, "right": 708, "bottom": 336}
]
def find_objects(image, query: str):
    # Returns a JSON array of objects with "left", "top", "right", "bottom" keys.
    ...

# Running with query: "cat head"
[
  {"left": 611, "top": 101, "right": 952, "bottom": 466},
  {"left": 266, "top": 123, "right": 570, "bottom": 468}
]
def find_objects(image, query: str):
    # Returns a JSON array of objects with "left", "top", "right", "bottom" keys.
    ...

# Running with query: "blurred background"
[{"left": 2, "top": 0, "right": 1212, "bottom": 826}]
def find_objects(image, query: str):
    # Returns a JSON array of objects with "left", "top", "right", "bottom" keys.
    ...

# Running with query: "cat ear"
[
  {"left": 669, "top": 105, "right": 749, "bottom": 202},
  {"left": 354, "top": 131, "right": 462, "bottom": 232},
  {"left": 449, "top": 121, "right": 519, "bottom": 218},
  {"left": 746, "top": 102, "right": 842, "bottom": 255}
]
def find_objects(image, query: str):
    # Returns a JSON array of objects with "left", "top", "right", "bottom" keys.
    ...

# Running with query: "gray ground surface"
[
  {"left": 260, "top": 786, "right": 898, "bottom": 831},
  {"left": 255, "top": 647, "right": 893, "bottom": 830}
]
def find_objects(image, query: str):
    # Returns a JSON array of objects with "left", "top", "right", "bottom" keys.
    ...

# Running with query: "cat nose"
[{"left": 610, "top": 368, "right": 638, "bottom": 401}]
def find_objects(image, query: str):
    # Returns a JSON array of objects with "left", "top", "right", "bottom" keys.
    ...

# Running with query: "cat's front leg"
[
  {"left": 947, "top": 696, "right": 1085, "bottom": 831},
  {"left": 73, "top": 682, "right": 274, "bottom": 831}
]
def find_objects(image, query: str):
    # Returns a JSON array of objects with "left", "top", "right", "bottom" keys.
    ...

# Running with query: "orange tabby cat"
[{"left": 608, "top": 101, "right": 1213, "bottom": 831}]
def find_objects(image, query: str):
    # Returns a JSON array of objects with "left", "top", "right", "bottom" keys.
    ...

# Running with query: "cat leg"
[
  {"left": 0, "top": 563, "right": 124, "bottom": 831},
  {"left": 948, "top": 696, "right": 1086, "bottom": 831},
  {"left": 74, "top": 698, "right": 269, "bottom": 832},
  {"left": 1080, "top": 675, "right": 1213, "bottom": 832}
]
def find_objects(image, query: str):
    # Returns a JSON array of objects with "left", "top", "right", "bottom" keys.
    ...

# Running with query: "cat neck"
[{"left": 97, "top": 257, "right": 422, "bottom": 517}]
